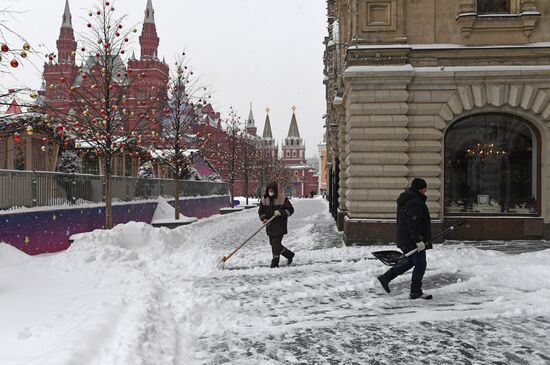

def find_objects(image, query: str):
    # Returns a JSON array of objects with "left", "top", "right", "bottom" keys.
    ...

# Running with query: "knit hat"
[{"left": 411, "top": 178, "right": 427, "bottom": 190}]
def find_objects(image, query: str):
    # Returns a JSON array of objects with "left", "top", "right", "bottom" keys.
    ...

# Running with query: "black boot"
[
  {"left": 281, "top": 248, "right": 295, "bottom": 266},
  {"left": 410, "top": 281, "right": 432, "bottom": 300},
  {"left": 377, "top": 271, "right": 394, "bottom": 294},
  {"left": 270, "top": 257, "right": 279, "bottom": 268},
  {"left": 410, "top": 292, "right": 433, "bottom": 300}
]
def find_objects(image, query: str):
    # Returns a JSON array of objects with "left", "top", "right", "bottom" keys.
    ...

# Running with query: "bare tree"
[
  {"left": 153, "top": 54, "right": 211, "bottom": 220},
  {"left": 254, "top": 150, "right": 292, "bottom": 197},
  {"left": 39, "top": 1, "right": 164, "bottom": 229},
  {"left": 239, "top": 133, "right": 262, "bottom": 205},
  {"left": 202, "top": 108, "right": 243, "bottom": 208}
]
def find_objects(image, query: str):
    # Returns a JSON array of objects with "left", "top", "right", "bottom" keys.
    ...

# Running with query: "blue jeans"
[{"left": 388, "top": 250, "right": 427, "bottom": 293}]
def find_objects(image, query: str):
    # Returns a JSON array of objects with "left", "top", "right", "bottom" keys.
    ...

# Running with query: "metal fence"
[{"left": 0, "top": 169, "right": 229, "bottom": 211}]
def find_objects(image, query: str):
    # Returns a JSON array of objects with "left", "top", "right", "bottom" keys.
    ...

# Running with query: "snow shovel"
[
  {"left": 372, "top": 219, "right": 467, "bottom": 267},
  {"left": 217, "top": 215, "right": 277, "bottom": 269}
]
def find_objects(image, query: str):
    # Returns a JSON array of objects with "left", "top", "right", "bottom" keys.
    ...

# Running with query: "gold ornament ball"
[
  {"left": 20, "top": 50, "right": 28, "bottom": 58},
  {"left": 23, "top": 42, "right": 31, "bottom": 51}
]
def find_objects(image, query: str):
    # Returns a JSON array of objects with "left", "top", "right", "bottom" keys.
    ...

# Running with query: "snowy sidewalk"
[{"left": 1, "top": 198, "right": 550, "bottom": 364}]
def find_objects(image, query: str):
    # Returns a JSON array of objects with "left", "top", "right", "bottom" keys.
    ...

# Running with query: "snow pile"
[{"left": 151, "top": 196, "right": 197, "bottom": 225}]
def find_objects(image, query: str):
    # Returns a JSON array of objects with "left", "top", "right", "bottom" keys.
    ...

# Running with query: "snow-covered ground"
[{"left": 1, "top": 198, "right": 550, "bottom": 364}]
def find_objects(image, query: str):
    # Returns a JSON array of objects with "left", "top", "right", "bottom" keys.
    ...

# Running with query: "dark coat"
[
  {"left": 258, "top": 194, "right": 294, "bottom": 237},
  {"left": 396, "top": 188, "right": 432, "bottom": 251}
]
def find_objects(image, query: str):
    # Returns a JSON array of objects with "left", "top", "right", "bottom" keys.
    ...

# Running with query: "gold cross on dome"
[
  {"left": 291, "top": 105, "right": 297, "bottom": 112},
  {"left": 24, "top": 236, "right": 30, "bottom": 245},
  {"left": 266, "top": 107, "right": 271, "bottom": 114}
]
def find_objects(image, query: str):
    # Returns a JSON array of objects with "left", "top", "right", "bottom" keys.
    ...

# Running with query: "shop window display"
[{"left": 445, "top": 114, "right": 538, "bottom": 215}]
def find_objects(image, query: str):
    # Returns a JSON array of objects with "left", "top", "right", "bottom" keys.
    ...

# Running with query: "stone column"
[
  {"left": 342, "top": 69, "right": 413, "bottom": 243},
  {"left": 335, "top": 99, "right": 348, "bottom": 231},
  {"left": 406, "top": 79, "right": 447, "bottom": 219}
]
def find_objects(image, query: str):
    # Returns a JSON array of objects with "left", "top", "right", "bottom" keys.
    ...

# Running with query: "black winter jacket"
[
  {"left": 396, "top": 188, "right": 432, "bottom": 251},
  {"left": 258, "top": 195, "right": 294, "bottom": 237}
]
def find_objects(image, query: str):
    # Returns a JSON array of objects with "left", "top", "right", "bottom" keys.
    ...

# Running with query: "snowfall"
[{"left": 1, "top": 198, "right": 550, "bottom": 365}]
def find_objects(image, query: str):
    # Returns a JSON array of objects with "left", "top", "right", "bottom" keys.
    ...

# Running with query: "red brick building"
[{"left": 39, "top": 0, "right": 168, "bottom": 175}]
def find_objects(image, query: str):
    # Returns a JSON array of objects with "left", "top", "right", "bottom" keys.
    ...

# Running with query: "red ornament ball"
[
  {"left": 10, "top": 59, "right": 19, "bottom": 68},
  {"left": 1, "top": 44, "right": 9, "bottom": 52}
]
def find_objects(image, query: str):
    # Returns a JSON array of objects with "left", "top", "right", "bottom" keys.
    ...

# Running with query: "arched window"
[
  {"left": 444, "top": 113, "right": 539, "bottom": 215},
  {"left": 477, "top": 0, "right": 509, "bottom": 14}
]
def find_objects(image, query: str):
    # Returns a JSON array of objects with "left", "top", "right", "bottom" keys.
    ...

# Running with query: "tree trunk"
[
  {"left": 230, "top": 182, "right": 235, "bottom": 208},
  {"left": 175, "top": 175, "right": 180, "bottom": 220},
  {"left": 105, "top": 157, "right": 113, "bottom": 229},
  {"left": 245, "top": 173, "right": 249, "bottom": 205}
]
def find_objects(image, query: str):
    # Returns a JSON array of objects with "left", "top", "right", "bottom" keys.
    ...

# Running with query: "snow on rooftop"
[
  {"left": 345, "top": 64, "right": 550, "bottom": 75},
  {"left": 351, "top": 42, "right": 550, "bottom": 50}
]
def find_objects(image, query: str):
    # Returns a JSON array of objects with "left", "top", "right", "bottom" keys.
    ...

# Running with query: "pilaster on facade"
[
  {"left": 335, "top": 98, "right": 348, "bottom": 229},
  {"left": 342, "top": 69, "right": 413, "bottom": 220},
  {"left": 406, "top": 79, "right": 455, "bottom": 219}
]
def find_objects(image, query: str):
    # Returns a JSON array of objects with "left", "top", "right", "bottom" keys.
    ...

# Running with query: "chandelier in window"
[{"left": 466, "top": 143, "right": 507, "bottom": 160}]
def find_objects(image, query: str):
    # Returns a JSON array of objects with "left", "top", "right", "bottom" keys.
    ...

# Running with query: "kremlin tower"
[{"left": 42, "top": 0, "right": 169, "bottom": 131}]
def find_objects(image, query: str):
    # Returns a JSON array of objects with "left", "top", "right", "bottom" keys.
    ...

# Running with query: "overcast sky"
[{"left": 2, "top": 0, "right": 327, "bottom": 157}]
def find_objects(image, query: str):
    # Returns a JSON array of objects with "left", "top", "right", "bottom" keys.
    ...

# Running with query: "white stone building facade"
[{"left": 324, "top": 0, "right": 550, "bottom": 243}]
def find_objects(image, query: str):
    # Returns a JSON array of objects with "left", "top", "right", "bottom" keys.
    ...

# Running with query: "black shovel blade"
[{"left": 371, "top": 250, "right": 409, "bottom": 267}]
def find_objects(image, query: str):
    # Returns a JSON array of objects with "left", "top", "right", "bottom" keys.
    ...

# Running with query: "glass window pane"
[
  {"left": 478, "top": 0, "right": 509, "bottom": 14},
  {"left": 444, "top": 114, "right": 538, "bottom": 215}
]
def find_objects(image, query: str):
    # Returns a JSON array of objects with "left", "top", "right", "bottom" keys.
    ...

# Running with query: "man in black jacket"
[
  {"left": 258, "top": 181, "right": 295, "bottom": 268},
  {"left": 377, "top": 178, "right": 433, "bottom": 299}
]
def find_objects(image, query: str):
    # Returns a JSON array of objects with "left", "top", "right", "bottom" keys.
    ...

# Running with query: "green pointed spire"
[
  {"left": 287, "top": 106, "right": 300, "bottom": 138},
  {"left": 262, "top": 107, "right": 273, "bottom": 139}
]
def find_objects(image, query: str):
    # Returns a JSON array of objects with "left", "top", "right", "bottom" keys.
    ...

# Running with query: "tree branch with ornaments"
[
  {"left": 33, "top": 0, "right": 166, "bottom": 229},
  {"left": 151, "top": 52, "right": 214, "bottom": 220},
  {"left": 198, "top": 107, "right": 246, "bottom": 208}
]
